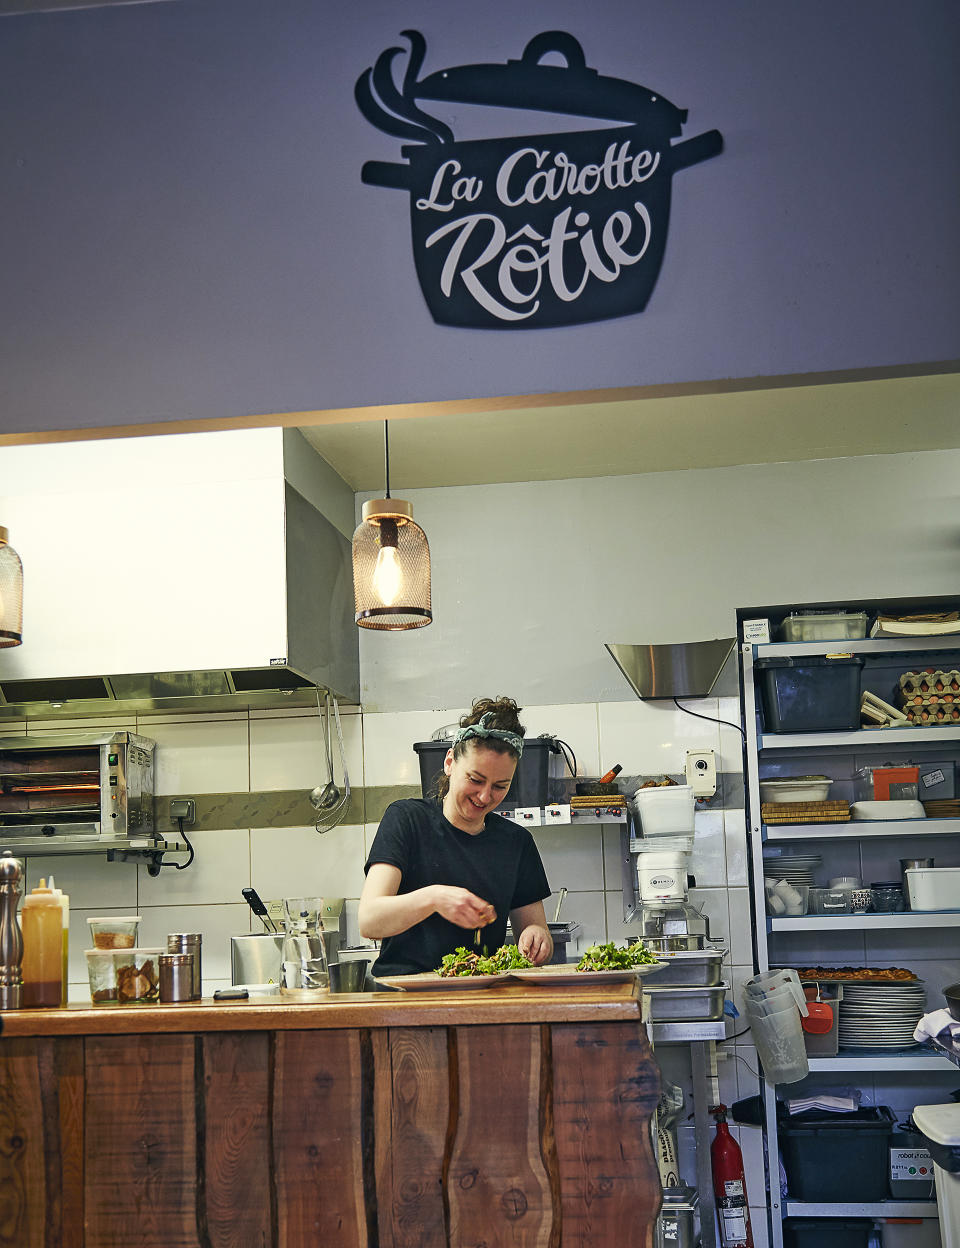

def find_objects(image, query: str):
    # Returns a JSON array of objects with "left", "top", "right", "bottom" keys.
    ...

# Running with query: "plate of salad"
[
  {"left": 510, "top": 942, "right": 666, "bottom": 986},
  {"left": 377, "top": 944, "right": 533, "bottom": 991}
]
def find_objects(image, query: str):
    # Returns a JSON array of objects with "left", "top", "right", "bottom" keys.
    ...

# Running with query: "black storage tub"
[
  {"left": 414, "top": 737, "right": 562, "bottom": 807},
  {"left": 756, "top": 655, "right": 864, "bottom": 733},
  {"left": 781, "top": 1104, "right": 895, "bottom": 1201},
  {"left": 783, "top": 1218, "right": 874, "bottom": 1248}
]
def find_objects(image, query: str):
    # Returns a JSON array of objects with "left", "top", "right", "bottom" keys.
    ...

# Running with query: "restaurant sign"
[{"left": 356, "top": 31, "right": 722, "bottom": 330}]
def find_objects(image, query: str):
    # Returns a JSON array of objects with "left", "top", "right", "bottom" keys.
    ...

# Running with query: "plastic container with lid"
[
  {"left": 780, "top": 611, "right": 869, "bottom": 642},
  {"left": 781, "top": 1105, "right": 895, "bottom": 1201},
  {"left": 756, "top": 655, "right": 864, "bottom": 734},
  {"left": 87, "top": 915, "right": 141, "bottom": 949},
  {"left": 854, "top": 765, "right": 920, "bottom": 801},
  {"left": 904, "top": 867, "right": 960, "bottom": 911},
  {"left": 21, "top": 879, "right": 64, "bottom": 1008},
  {"left": 911, "top": 1102, "right": 960, "bottom": 1248},
  {"left": 633, "top": 784, "right": 695, "bottom": 836}
]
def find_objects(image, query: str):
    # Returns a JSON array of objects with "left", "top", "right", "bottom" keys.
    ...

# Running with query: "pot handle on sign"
[
  {"left": 361, "top": 160, "right": 415, "bottom": 190},
  {"left": 668, "top": 129, "right": 724, "bottom": 173}
]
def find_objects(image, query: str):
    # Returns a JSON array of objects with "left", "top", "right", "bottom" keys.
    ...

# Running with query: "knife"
[{"left": 242, "top": 887, "right": 278, "bottom": 933}]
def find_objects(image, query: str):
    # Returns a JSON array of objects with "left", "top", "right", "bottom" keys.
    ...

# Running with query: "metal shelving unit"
[
  {"left": 766, "top": 817, "right": 960, "bottom": 840},
  {"left": 740, "top": 599, "right": 960, "bottom": 1248},
  {"left": 769, "top": 911, "right": 960, "bottom": 931},
  {"left": 784, "top": 1201, "right": 938, "bottom": 1218}
]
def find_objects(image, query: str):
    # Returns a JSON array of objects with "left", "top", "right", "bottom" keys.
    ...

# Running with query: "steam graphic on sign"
[{"left": 356, "top": 30, "right": 722, "bottom": 330}]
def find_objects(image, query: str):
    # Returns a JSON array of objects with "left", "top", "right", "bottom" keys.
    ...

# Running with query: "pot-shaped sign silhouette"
[{"left": 357, "top": 31, "right": 723, "bottom": 330}]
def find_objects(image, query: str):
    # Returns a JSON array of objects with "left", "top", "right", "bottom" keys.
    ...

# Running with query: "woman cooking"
[{"left": 359, "top": 696, "right": 554, "bottom": 977}]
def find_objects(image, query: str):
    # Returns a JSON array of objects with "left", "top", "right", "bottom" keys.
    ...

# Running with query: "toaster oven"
[{"left": 0, "top": 731, "right": 157, "bottom": 855}]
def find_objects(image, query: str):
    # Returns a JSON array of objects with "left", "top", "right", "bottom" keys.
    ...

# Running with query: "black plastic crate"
[
  {"left": 783, "top": 1218, "right": 874, "bottom": 1248},
  {"left": 413, "top": 737, "right": 561, "bottom": 808},
  {"left": 756, "top": 655, "right": 864, "bottom": 733},
  {"left": 781, "top": 1104, "right": 895, "bottom": 1201}
]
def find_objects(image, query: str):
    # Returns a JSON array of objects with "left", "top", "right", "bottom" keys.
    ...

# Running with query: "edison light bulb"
[{"left": 372, "top": 544, "right": 403, "bottom": 606}]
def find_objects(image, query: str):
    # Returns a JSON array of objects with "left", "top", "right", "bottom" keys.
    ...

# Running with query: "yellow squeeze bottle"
[
  {"left": 47, "top": 875, "right": 70, "bottom": 1006},
  {"left": 21, "top": 879, "right": 64, "bottom": 1008}
]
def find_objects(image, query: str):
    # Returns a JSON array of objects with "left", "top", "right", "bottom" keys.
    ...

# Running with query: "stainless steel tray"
[
  {"left": 647, "top": 949, "right": 725, "bottom": 987},
  {"left": 643, "top": 982, "right": 729, "bottom": 1021}
]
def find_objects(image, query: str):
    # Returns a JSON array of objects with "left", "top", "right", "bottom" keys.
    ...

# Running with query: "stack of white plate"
[
  {"left": 837, "top": 980, "right": 926, "bottom": 1049},
  {"left": 761, "top": 852, "right": 821, "bottom": 889}
]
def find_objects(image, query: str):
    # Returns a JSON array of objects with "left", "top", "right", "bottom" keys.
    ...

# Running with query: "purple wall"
[{"left": 1, "top": 0, "right": 958, "bottom": 437}]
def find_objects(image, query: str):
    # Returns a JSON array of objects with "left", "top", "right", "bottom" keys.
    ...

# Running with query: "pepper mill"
[{"left": 0, "top": 851, "right": 24, "bottom": 1009}]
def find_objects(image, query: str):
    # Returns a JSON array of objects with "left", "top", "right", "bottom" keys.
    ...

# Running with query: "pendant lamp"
[
  {"left": 0, "top": 527, "right": 23, "bottom": 648},
  {"left": 352, "top": 422, "right": 432, "bottom": 630}
]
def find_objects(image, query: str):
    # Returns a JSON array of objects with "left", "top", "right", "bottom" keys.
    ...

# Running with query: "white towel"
[{"left": 914, "top": 1008, "right": 960, "bottom": 1043}]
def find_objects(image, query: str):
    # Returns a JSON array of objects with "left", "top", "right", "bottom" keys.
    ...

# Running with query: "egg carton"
[
  {"left": 898, "top": 669, "right": 960, "bottom": 702},
  {"left": 906, "top": 703, "right": 960, "bottom": 725}
]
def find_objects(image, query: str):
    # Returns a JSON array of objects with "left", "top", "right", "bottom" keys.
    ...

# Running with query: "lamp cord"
[{"left": 384, "top": 420, "right": 391, "bottom": 499}]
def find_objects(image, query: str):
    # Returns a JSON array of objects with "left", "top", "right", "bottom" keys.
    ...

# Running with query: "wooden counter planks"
[{"left": 0, "top": 986, "right": 661, "bottom": 1247}]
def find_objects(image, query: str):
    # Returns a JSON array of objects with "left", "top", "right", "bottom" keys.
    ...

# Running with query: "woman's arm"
[
  {"left": 358, "top": 863, "right": 497, "bottom": 939},
  {"left": 509, "top": 900, "right": 553, "bottom": 965}
]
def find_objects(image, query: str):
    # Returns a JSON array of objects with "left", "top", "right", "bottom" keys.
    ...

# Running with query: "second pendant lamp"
[{"left": 352, "top": 422, "right": 432, "bottom": 630}]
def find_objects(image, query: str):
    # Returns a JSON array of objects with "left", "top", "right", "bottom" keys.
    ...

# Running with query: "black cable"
[
  {"left": 673, "top": 696, "right": 746, "bottom": 741},
  {"left": 719, "top": 1026, "right": 752, "bottom": 1043},
  {"left": 158, "top": 815, "right": 195, "bottom": 871}
]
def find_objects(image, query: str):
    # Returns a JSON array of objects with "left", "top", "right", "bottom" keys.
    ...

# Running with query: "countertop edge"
[{"left": 0, "top": 982, "right": 643, "bottom": 1036}]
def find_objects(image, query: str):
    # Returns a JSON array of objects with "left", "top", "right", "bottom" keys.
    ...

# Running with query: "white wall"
[{"left": 359, "top": 446, "right": 960, "bottom": 711}]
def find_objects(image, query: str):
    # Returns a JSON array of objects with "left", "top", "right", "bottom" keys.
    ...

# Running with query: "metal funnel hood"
[
  {"left": 605, "top": 638, "right": 738, "bottom": 701},
  {"left": 0, "top": 429, "right": 359, "bottom": 721}
]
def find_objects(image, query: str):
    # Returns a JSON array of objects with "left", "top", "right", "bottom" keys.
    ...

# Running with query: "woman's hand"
[
  {"left": 517, "top": 923, "right": 553, "bottom": 965},
  {"left": 432, "top": 886, "right": 497, "bottom": 930},
  {"left": 359, "top": 865, "right": 497, "bottom": 939}
]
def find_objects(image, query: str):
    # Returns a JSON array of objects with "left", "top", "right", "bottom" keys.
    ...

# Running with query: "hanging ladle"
[{"left": 310, "top": 689, "right": 341, "bottom": 811}]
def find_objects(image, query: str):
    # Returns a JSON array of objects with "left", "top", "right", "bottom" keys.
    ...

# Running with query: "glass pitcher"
[{"left": 281, "top": 897, "right": 328, "bottom": 991}]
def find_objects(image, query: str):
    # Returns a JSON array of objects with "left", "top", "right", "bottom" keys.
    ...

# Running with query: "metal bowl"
[{"left": 944, "top": 981, "right": 960, "bottom": 1022}]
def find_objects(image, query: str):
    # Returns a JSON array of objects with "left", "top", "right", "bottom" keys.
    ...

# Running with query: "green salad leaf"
[
  {"left": 576, "top": 941, "right": 658, "bottom": 972},
  {"left": 437, "top": 944, "right": 533, "bottom": 977}
]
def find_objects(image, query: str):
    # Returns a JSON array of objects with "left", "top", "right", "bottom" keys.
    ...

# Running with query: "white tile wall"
[{"left": 19, "top": 700, "right": 759, "bottom": 1089}]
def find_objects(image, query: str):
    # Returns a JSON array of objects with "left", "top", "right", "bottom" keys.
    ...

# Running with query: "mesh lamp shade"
[
  {"left": 352, "top": 499, "right": 432, "bottom": 630},
  {"left": 0, "top": 527, "right": 23, "bottom": 648}
]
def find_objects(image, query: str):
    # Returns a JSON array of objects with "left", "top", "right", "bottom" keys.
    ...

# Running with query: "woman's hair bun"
[{"left": 460, "top": 696, "right": 525, "bottom": 738}]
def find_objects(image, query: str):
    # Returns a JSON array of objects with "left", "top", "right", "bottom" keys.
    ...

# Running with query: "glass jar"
[{"left": 870, "top": 882, "right": 905, "bottom": 913}]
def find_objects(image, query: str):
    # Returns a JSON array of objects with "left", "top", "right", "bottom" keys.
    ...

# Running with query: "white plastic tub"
[
  {"left": 905, "top": 867, "right": 960, "bottom": 911},
  {"left": 759, "top": 776, "right": 832, "bottom": 803},
  {"left": 634, "top": 784, "right": 695, "bottom": 836}
]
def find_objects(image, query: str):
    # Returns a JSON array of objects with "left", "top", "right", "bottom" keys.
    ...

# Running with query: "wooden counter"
[{"left": 0, "top": 982, "right": 661, "bottom": 1247}]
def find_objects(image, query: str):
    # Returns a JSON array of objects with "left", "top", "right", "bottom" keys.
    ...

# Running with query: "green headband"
[{"left": 453, "top": 712, "right": 524, "bottom": 757}]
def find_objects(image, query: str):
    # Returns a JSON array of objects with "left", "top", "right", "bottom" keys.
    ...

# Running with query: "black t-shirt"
[{"left": 363, "top": 798, "right": 551, "bottom": 977}]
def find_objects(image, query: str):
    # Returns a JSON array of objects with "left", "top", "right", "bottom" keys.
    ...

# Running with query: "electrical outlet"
[
  {"left": 169, "top": 798, "right": 196, "bottom": 823},
  {"left": 513, "top": 806, "right": 542, "bottom": 826},
  {"left": 544, "top": 803, "right": 571, "bottom": 825},
  {"left": 685, "top": 749, "right": 717, "bottom": 798}
]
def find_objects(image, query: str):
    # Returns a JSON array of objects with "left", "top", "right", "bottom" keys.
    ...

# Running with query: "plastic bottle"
[
  {"left": 46, "top": 875, "right": 70, "bottom": 1006},
  {"left": 21, "top": 878, "right": 64, "bottom": 1008}
]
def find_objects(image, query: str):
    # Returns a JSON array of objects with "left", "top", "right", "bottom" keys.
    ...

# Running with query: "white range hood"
[{"left": 0, "top": 427, "right": 359, "bottom": 719}]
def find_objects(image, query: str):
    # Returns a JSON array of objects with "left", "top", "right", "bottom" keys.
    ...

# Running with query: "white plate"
[
  {"left": 377, "top": 971, "right": 512, "bottom": 991},
  {"left": 510, "top": 963, "right": 666, "bottom": 986}
]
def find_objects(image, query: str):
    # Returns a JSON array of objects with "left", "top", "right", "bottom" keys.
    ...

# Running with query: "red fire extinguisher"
[{"left": 709, "top": 1104, "right": 754, "bottom": 1248}]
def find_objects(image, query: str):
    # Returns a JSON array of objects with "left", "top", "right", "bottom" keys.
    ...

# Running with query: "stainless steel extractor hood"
[
  {"left": 605, "top": 639, "right": 738, "bottom": 700},
  {"left": 0, "top": 429, "right": 359, "bottom": 720}
]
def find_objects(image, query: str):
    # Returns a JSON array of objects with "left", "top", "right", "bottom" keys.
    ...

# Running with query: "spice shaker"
[
  {"left": 159, "top": 953, "right": 194, "bottom": 1003},
  {"left": 167, "top": 932, "right": 202, "bottom": 1000},
  {"left": 0, "top": 852, "right": 24, "bottom": 1010}
]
